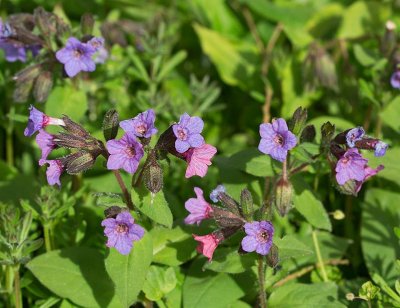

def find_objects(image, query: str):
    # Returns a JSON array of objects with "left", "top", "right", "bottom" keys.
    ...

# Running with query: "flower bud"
[
  {"left": 275, "top": 178, "right": 294, "bottom": 217},
  {"left": 53, "top": 133, "right": 89, "bottom": 149},
  {"left": 300, "top": 125, "right": 316, "bottom": 143},
  {"left": 332, "top": 210, "right": 345, "bottom": 220},
  {"left": 61, "top": 151, "right": 96, "bottom": 174},
  {"left": 102, "top": 109, "right": 119, "bottom": 141},
  {"left": 346, "top": 293, "right": 355, "bottom": 301},
  {"left": 33, "top": 71, "right": 53, "bottom": 102},
  {"left": 321, "top": 121, "right": 335, "bottom": 151},
  {"left": 240, "top": 189, "right": 253, "bottom": 220},
  {"left": 13, "top": 64, "right": 41, "bottom": 83},
  {"left": 33, "top": 7, "right": 57, "bottom": 36},
  {"left": 155, "top": 126, "right": 185, "bottom": 160},
  {"left": 211, "top": 207, "right": 245, "bottom": 228},
  {"left": 81, "top": 13, "right": 94, "bottom": 36},
  {"left": 211, "top": 188, "right": 241, "bottom": 216},
  {"left": 143, "top": 152, "right": 163, "bottom": 194},
  {"left": 266, "top": 244, "right": 279, "bottom": 268},
  {"left": 62, "top": 115, "right": 90, "bottom": 138},
  {"left": 334, "top": 179, "right": 358, "bottom": 196},
  {"left": 289, "top": 107, "right": 307, "bottom": 136},
  {"left": 104, "top": 206, "right": 124, "bottom": 218},
  {"left": 13, "top": 77, "right": 35, "bottom": 103},
  {"left": 381, "top": 20, "right": 397, "bottom": 57}
]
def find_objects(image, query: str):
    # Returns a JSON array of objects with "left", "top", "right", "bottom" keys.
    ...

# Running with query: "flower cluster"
[
  {"left": 184, "top": 186, "right": 274, "bottom": 261},
  {"left": 331, "top": 126, "right": 387, "bottom": 195}
]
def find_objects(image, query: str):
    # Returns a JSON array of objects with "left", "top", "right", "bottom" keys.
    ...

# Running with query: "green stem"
[
  {"left": 312, "top": 230, "right": 328, "bottom": 282},
  {"left": 257, "top": 256, "right": 267, "bottom": 308},
  {"left": 6, "top": 131, "right": 13, "bottom": 166},
  {"left": 113, "top": 170, "right": 134, "bottom": 210},
  {"left": 43, "top": 225, "right": 52, "bottom": 252},
  {"left": 5, "top": 265, "right": 13, "bottom": 294},
  {"left": 13, "top": 269, "right": 22, "bottom": 308}
]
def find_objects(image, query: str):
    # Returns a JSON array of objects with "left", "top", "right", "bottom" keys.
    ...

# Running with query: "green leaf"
[
  {"left": 274, "top": 235, "right": 313, "bottom": 260},
  {"left": 193, "top": 23, "right": 257, "bottom": 89},
  {"left": 27, "top": 247, "right": 118, "bottom": 307},
  {"left": 157, "top": 50, "right": 187, "bottom": 82},
  {"left": 132, "top": 188, "right": 173, "bottom": 228},
  {"left": 381, "top": 96, "right": 400, "bottom": 131},
  {"left": 353, "top": 44, "right": 377, "bottom": 66},
  {"left": 45, "top": 85, "right": 87, "bottom": 120},
  {"left": 203, "top": 247, "right": 256, "bottom": 273},
  {"left": 269, "top": 282, "right": 346, "bottom": 307},
  {"left": 307, "top": 116, "right": 355, "bottom": 142},
  {"left": 151, "top": 226, "right": 197, "bottom": 266},
  {"left": 142, "top": 266, "right": 177, "bottom": 301},
  {"left": 361, "top": 189, "right": 400, "bottom": 286},
  {"left": 183, "top": 259, "right": 245, "bottom": 308},
  {"left": 105, "top": 232, "right": 153, "bottom": 307}
]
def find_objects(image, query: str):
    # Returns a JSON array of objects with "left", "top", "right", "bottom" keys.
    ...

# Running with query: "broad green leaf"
[
  {"left": 361, "top": 189, "right": 400, "bottom": 286},
  {"left": 45, "top": 85, "right": 87, "bottom": 121},
  {"left": 142, "top": 266, "right": 177, "bottom": 301},
  {"left": 269, "top": 282, "right": 346, "bottom": 307},
  {"left": 132, "top": 188, "right": 173, "bottom": 228},
  {"left": 203, "top": 248, "right": 256, "bottom": 273},
  {"left": 193, "top": 24, "right": 257, "bottom": 89},
  {"left": 27, "top": 247, "right": 118, "bottom": 307},
  {"left": 183, "top": 259, "right": 245, "bottom": 308},
  {"left": 353, "top": 44, "right": 377, "bottom": 66},
  {"left": 151, "top": 226, "right": 197, "bottom": 266},
  {"left": 306, "top": 3, "right": 344, "bottom": 39},
  {"left": 274, "top": 235, "right": 313, "bottom": 260},
  {"left": 381, "top": 96, "right": 400, "bottom": 131},
  {"left": 105, "top": 233, "right": 152, "bottom": 307}
]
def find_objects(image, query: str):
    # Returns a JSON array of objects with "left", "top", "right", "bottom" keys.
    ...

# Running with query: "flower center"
[
  {"left": 116, "top": 223, "right": 128, "bottom": 234},
  {"left": 177, "top": 128, "right": 187, "bottom": 140},
  {"left": 136, "top": 123, "right": 147, "bottom": 135},
  {"left": 74, "top": 48, "right": 84, "bottom": 58},
  {"left": 257, "top": 230, "right": 270, "bottom": 243},
  {"left": 125, "top": 146, "right": 136, "bottom": 157},
  {"left": 274, "top": 134, "right": 284, "bottom": 146}
]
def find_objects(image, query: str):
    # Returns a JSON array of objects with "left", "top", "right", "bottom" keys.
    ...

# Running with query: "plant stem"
[
  {"left": 6, "top": 131, "right": 13, "bottom": 166},
  {"left": 257, "top": 256, "right": 267, "bottom": 308},
  {"left": 113, "top": 170, "right": 134, "bottom": 210},
  {"left": 312, "top": 230, "right": 328, "bottom": 282},
  {"left": 13, "top": 268, "right": 22, "bottom": 308},
  {"left": 5, "top": 265, "right": 13, "bottom": 294},
  {"left": 43, "top": 225, "right": 52, "bottom": 252}
]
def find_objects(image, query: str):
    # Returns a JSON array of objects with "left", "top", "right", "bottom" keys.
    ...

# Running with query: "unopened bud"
[
  {"left": 143, "top": 152, "right": 163, "bottom": 194},
  {"left": 61, "top": 151, "right": 96, "bottom": 174},
  {"left": 13, "top": 77, "right": 34, "bottom": 103},
  {"left": 289, "top": 107, "right": 308, "bottom": 136},
  {"left": 62, "top": 116, "right": 90, "bottom": 138},
  {"left": 13, "top": 64, "right": 41, "bottom": 83},
  {"left": 300, "top": 125, "right": 316, "bottom": 143},
  {"left": 53, "top": 133, "right": 89, "bottom": 149},
  {"left": 212, "top": 207, "right": 245, "bottom": 228},
  {"left": 33, "top": 7, "right": 56, "bottom": 36},
  {"left": 240, "top": 189, "right": 253, "bottom": 220},
  {"left": 215, "top": 191, "right": 241, "bottom": 216},
  {"left": 382, "top": 20, "right": 397, "bottom": 57},
  {"left": 275, "top": 178, "right": 294, "bottom": 217},
  {"left": 266, "top": 244, "right": 279, "bottom": 268},
  {"left": 332, "top": 210, "right": 345, "bottom": 220},
  {"left": 102, "top": 109, "right": 119, "bottom": 141},
  {"left": 155, "top": 126, "right": 185, "bottom": 160},
  {"left": 321, "top": 121, "right": 335, "bottom": 151},
  {"left": 317, "top": 51, "right": 338, "bottom": 91},
  {"left": 81, "top": 13, "right": 94, "bottom": 36},
  {"left": 346, "top": 293, "right": 355, "bottom": 301},
  {"left": 33, "top": 71, "right": 53, "bottom": 102},
  {"left": 104, "top": 206, "right": 124, "bottom": 218},
  {"left": 334, "top": 179, "right": 358, "bottom": 196}
]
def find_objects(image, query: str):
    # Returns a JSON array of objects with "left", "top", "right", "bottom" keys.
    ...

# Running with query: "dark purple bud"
[
  {"left": 81, "top": 13, "right": 94, "bottom": 36},
  {"left": 240, "top": 189, "right": 253, "bottom": 220},
  {"left": 300, "top": 125, "right": 316, "bottom": 143},
  {"left": 104, "top": 206, "right": 124, "bottom": 219},
  {"left": 102, "top": 109, "right": 119, "bottom": 141},
  {"left": 211, "top": 207, "right": 245, "bottom": 228},
  {"left": 53, "top": 133, "right": 88, "bottom": 149},
  {"left": 33, "top": 71, "right": 53, "bottom": 102},
  {"left": 155, "top": 126, "right": 184, "bottom": 160},
  {"left": 143, "top": 152, "right": 163, "bottom": 194},
  {"left": 354, "top": 138, "right": 388, "bottom": 157},
  {"left": 61, "top": 151, "right": 96, "bottom": 174},
  {"left": 62, "top": 115, "right": 90, "bottom": 138},
  {"left": 289, "top": 107, "right": 307, "bottom": 136},
  {"left": 321, "top": 121, "right": 335, "bottom": 149},
  {"left": 275, "top": 178, "right": 294, "bottom": 217}
]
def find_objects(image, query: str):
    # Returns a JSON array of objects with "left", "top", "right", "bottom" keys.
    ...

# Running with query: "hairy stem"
[
  {"left": 258, "top": 256, "right": 267, "bottom": 308},
  {"left": 312, "top": 230, "right": 328, "bottom": 282},
  {"left": 13, "top": 269, "right": 22, "bottom": 308},
  {"left": 113, "top": 170, "right": 134, "bottom": 210}
]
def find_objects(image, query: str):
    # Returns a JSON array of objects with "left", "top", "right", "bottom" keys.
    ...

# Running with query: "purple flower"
[
  {"left": 36, "top": 130, "right": 55, "bottom": 160},
  {"left": 355, "top": 165, "right": 384, "bottom": 193},
  {"left": 184, "top": 187, "right": 213, "bottom": 225},
  {"left": 0, "top": 41, "right": 26, "bottom": 62},
  {"left": 346, "top": 127, "right": 365, "bottom": 148},
  {"left": 106, "top": 133, "right": 144, "bottom": 174},
  {"left": 241, "top": 221, "right": 274, "bottom": 255},
  {"left": 172, "top": 113, "right": 205, "bottom": 153},
  {"left": 88, "top": 37, "right": 108, "bottom": 64},
  {"left": 24, "top": 105, "right": 65, "bottom": 137},
  {"left": 120, "top": 109, "right": 158, "bottom": 139},
  {"left": 39, "top": 159, "right": 63, "bottom": 186},
  {"left": 374, "top": 141, "right": 388, "bottom": 157},
  {"left": 56, "top": 37, "right": 96, "bottom": 77},
  {"left": 391, "top": 71, "right": 400, "bottom": 89},
  {"left": 258, "top": 118, "right": 297, "bottom": 162},
  {"left": 335, "top": 148, "right": 368, "bottom": 185},
  {"left": 101, "top": 211, "right": 145, "bottom": 255},
  {"left": 88, "top": 37, "right": 104, "bottom": 51},
  {"left": 210, "top": 185, "right": 226, "bottom": 203}
]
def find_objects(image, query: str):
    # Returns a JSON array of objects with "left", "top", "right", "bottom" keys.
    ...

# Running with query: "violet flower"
[
  {"left": 0, "top": 20, "right": 25, "bottom": 62},
  {"left": 335, "top": 148, "right": 368, "bottom": 185},
  {"left": 24, "top": 105, "right": 65, "bottom": 137},
  {"left": 39, "top": 159, "right": 63, "bottom": 186},
  {"left": 56, "top": 37, "right": 96, "bottom": 77},
  {"left": 210, "top": 185, "right": 226, "bottom": 203},
  {"left": 258, "top": 118, "right": 297, "bottom": 162},
  {"left": 173, "top": 113, "right": 205, "bottom": 153},
  {"left": 355, "top": 165, "right": 384, "bottom": 193},
  {"left": 36, "top": 130, "right": 55, "bottom": 160},
  {"left": 193, "top": 233, "right": 221, "bottom": 262},
  {"left": 241, "top": 221, "right": 274, "bottom": 255},
  {"left": 374, "top": 141, "right": 388, "bottom": 157},
  {"left": 101, "top": 211, "right": 145, "bottom": 255},
  {"left": 88, "top": 37, "right": 108, "bottom": 64},
  {"left": 346, "top": 127, "right": 365, "bottom": 148},
  {"left": 184, "top": 143, "right": 217, "bottom": 178},
  {"left": 106, "top": 133, "right": 144, "bottom": 174},
  {"left": 184, "top": 187, "right": 213, "bottom": 225},
  {"left": 390, "top": 71, "right": 400, "bottom": 89},
  {"left": 120, "top": 109, "right": 158, "bottom": 139}
]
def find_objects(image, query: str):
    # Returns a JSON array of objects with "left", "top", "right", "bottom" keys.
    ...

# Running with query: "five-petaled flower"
[
  {"left": 173, "top": 113, "right": 205, "bottom": 153},
  {"left": 193, "top": 233, "right": 221, "bottom": 261},
  {"left": 335, "top": 148, "right": 368, "bottom": 185},
  {"left": 258, "top": 118, "right": 297, "bottom": 162},
  {"left": 36, "top": 130, "right": 56, "bottom": 160},
  {"left": 241, "top": 221, "right": 274, "bottom": 255},
  {"left": 346, "top": 127, "right": 365, "bottom": 148},
  {"left": 24, "top": 105, "right": 65, "bottom": 137},
  {"left": 101, "top": 211, "right": 145, "bottom": 255},
  {"left": 184, "top": 187, "right": 213, "bottom": 225},
  {"left": 120, "top": 109, "right": 158, "bottom": 139},
  {"left": 56, "top": 37, "right": 96, "bottom": 77},
  {"left": 106, "top": 133, "right": 144, "bottom": 174},
  {"left": 39, "top": 159, "right": 63, "bottom": 186},
  {"left": 184, "top": 143, "right": 217, "bottom": 178}
]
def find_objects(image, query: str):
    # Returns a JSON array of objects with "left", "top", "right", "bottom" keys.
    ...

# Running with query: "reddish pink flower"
[
  {"left": 184, "top": 144, "right": 217, "bottom": 178},
  {"left": 193, "top": 233, "right": 221, "bottom": 261}
]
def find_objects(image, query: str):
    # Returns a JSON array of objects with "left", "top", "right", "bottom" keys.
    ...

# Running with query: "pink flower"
[
  {"left": 184, "top": 187, "right": 213, "bottom": 225},
  {"left": 193, "top": 233, "right": 221, "bottom": 262},
  {"left": 355, "top": 165, "right": 384, "bottom": 193},
  {"left": 184, "top": 144, "right": 217, "bottom": 178}
]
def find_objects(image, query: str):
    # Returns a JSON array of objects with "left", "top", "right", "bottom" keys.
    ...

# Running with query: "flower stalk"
[
  {"left": 258, "top": 255, "right": 267, "bottom": 308},
  {"left": 312, "top": 230, "right": 328, "bottom": 282}
]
